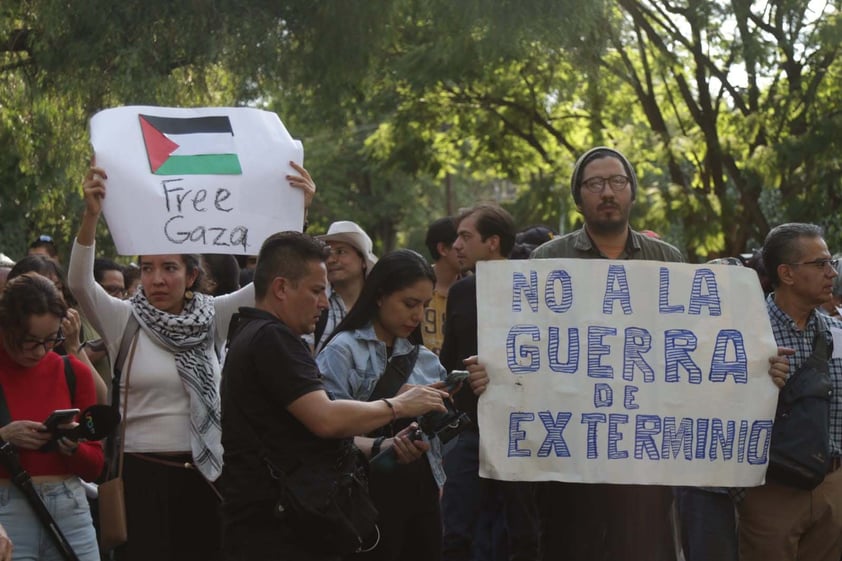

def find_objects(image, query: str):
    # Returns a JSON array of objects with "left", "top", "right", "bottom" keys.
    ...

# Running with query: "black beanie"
[{"left": 570, "top": 147, "right": 638, "bottom": 206}]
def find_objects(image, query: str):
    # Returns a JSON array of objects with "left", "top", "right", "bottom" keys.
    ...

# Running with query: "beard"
[{"left": 583, "top": 202, "right": 631, "bottom": 236}]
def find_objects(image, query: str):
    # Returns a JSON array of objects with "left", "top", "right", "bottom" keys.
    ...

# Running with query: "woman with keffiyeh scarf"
[{"left": 68, "top": 162, "right": 316, "bottom": 561}]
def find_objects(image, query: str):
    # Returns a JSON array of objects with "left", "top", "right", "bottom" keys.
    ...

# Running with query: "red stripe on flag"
[{"left": 140, "top": 116, "right": 180, "bottom": 173}]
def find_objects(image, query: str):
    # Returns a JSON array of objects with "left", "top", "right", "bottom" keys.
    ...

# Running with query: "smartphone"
[
  {"left": 444, "top": 370, "right": 470, "bottom": 391},
  {"left": 41, "top": 408, "right": 80, "bottom": 432}
]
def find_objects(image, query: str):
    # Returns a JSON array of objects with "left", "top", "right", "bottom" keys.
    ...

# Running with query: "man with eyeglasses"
[
  {"left": 738, "top": 223, "right": 842, "bottom": 561},
  {"left": 305, "top": 221, "right": 378, "bottom": 355},
  {"left": 93, "top": 258, "right": 126, "bottom": 299},
  {"left": 531, "top": 146, "right": 683, "bottom": 560},
  {"left": 532, "top": 146, "right": 682, "bottom": 263},
  {"left": 819, "top": 257, "right": 842, "bottom": 318}
]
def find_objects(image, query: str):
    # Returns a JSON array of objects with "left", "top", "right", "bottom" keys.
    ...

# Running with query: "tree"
[
  {"left": 604, "top": 0, "right": 842, "bottom": 257},
  {"left": 2, "top": 1, "right": 840, "bottom": 260}
]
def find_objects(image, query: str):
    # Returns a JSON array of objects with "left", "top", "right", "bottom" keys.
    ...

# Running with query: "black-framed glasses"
[
  {"left": 581, "top": 175, "right": 630, "bottom": 193},
  {"left": 19, "top": 330, "right": 65, "bottom": 353},
  {"left": 787, "top": 258, "right": 840, "bottom": 271}
]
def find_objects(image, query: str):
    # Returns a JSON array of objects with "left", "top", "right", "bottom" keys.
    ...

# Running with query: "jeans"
[
  {"left": 441, "top": 431, "right": 540, "bottom": 561},
  {"left": 674, "top": 487, "right": 738, "bottom": 561},
  {"left": 0, "top": 477, "right": 99, "bottom": 561}
]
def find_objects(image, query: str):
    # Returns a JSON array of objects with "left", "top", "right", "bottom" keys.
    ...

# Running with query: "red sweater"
[{"left": 0, "top": 348, "right": 104, "bottom": 481}]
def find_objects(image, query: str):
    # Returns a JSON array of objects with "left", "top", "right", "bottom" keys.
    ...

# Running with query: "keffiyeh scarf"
[{"left": 131, "top": 288, "right": 223, "bottom": 481}]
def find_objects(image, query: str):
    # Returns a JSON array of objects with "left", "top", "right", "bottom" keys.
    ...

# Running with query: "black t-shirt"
[
  {"left": 439, "top": 275, "right": 479, "bottom": 427},
  {"left": 220, "top": 306, "right": 347, "bottom": 529}
]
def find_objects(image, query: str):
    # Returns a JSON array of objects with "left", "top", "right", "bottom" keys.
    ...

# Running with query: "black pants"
[
  {"left": 115, "top": 453, "right": 222, "bottom": 561},
  {"left": 538, "top": 481, "right": 676, "bottom": 561},
  {"left": 441, "top": 430, "right": 541, "bottom": 561},
  {"left": 223, "top": 511, "right": 342, "bottom": 561},
  {"left": 352, "top": 457, "right": 441, "bottom": 561}
]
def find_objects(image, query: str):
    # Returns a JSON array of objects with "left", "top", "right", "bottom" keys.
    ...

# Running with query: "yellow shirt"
[{"left": 422, "top": 290, "right": 448, "bottom": 355}]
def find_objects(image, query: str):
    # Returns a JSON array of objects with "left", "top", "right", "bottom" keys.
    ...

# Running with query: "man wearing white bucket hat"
[{"left": 308, "top": 221, "right": 378, "bottom": 354}]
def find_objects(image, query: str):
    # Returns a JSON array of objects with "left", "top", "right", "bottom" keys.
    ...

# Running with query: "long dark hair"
[{"left": 327, "top": 249, "right": 435, "bottom": 346}]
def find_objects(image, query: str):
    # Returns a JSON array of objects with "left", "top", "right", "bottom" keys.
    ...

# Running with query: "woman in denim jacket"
[{"left": 317, "top": 249, "right": 450, "bottom": 561}]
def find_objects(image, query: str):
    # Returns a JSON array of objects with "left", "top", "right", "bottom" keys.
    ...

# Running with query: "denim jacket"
[{"left": 316, "top": 323, "right": 447, "bottom": 487}]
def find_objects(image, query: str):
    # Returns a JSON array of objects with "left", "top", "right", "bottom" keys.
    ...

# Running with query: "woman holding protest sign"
[
  {"left": 68, "top": 161, "right": 315, "bottom": 561},
  {"left": 316, "top": 249, "right": 487, "bottom": 561}
]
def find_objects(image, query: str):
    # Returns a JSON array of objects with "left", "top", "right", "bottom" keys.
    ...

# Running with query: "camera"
[{"left": 417, "top": 398, "right": 472, "bottom": 445}]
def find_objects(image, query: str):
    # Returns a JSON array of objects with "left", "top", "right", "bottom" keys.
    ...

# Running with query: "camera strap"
[
  {"left": 365, "top": 346, "right": 419, "bottom": 439},
  {"left": 0, "top": 370, "right": 82, "bottom": 561},
  {"left": 368, "top": 345, "right": 420, "bottom": 403}
]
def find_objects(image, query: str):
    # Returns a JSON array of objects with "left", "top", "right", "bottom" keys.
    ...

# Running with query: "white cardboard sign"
[
  {"left": 90, "top": 106, "right": 304, "bottom": 255},
  {"left": 476, "top": 259, "right": 779, "bottom": 487}
]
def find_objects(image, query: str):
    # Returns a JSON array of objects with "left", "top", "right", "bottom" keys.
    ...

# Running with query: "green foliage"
[{"left": 1, "top": 0, "right": 840, "bottom": 263}]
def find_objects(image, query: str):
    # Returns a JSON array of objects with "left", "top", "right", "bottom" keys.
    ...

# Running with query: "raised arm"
[
  {"left": 77, "top": 165, "right": 107, "bottom": 246},
  {"left": 68, "top": 165, "right": 131, "bottom": 356}
]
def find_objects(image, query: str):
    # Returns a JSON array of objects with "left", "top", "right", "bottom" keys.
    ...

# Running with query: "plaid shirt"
[{"left": 767, "top": 293, "right": 842, "bottom": 457}]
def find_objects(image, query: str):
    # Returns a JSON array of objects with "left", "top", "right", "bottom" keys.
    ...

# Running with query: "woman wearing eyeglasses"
[
  {"left": 68, "top": 163, "right": 316, "bottom": 561},
  {"left": 0, "top": 272, "right": 104, "bottom": 561},
  {"left": 8, "top": 255, "right": 109, "bottom": 404}
]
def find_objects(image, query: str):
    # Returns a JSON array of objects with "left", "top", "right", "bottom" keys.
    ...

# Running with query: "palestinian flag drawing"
[{"left": 139, "top": 114, "right": 243, "bottom": 175}]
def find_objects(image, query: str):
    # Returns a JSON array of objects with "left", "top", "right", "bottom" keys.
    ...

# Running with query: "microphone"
[{"left": 57, "top": 405, "right": 121, "bottom": 442}]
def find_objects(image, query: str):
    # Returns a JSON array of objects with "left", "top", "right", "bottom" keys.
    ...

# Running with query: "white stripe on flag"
[{"left": 167, "top": 132, "right": 237, "bottom": 156}]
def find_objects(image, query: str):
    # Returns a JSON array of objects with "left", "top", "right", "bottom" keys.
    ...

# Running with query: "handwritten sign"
[
  {"left": 90, "top": 106, "right": 304, "bottom": 255},
  {"left": 476, "top": 259, "right": 779, "bottom": 486}
]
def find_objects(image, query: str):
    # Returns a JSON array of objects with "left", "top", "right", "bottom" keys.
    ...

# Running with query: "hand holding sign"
[
  {"left": 287, "top": 161, "right": 316, "bottom": 209},
  {"left": 82, "top": 166, "right": 108, "bottom": 217},
  {"left": 768, "top": 347, "right": 794, "bottom": 389}
]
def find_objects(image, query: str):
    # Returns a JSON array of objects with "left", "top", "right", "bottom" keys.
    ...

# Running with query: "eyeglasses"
[
  {"left": 103, "top": 285, "right": 127, "bottom": 297},
  {"left": 19, "top": 330, "right": 65, "bottom": 353},
  {"left": 581, "top": 175, "right": 630, "bottom": 194},
  {"left": 787, "top": 258, "right": 839, "bottom": 271}
]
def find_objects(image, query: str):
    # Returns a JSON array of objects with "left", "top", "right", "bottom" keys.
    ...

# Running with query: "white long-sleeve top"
[{"left": 69, "top": 239, "right": 253, "bottom": 453}]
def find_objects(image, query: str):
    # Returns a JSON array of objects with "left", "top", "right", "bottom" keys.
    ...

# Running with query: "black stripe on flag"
[{"left": 140, "top": 115, "right": 234, "bottom": 136}]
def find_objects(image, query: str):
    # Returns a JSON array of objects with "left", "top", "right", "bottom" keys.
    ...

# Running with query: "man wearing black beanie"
[
  {"left": 531, "top": 146, "right": 683, "bottom": 561},
  {"left": 534, "top": 146, "right": 681, "bottom": 262}
]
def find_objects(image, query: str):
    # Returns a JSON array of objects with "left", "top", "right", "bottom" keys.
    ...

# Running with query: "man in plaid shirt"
[{"left": 739, "top": 223, "right": 842, "bottom": 561}]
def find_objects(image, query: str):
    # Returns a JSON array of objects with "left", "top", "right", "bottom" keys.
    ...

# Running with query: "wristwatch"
[{"left": 371, "top": 436, "right": 386, "bottom": 457}]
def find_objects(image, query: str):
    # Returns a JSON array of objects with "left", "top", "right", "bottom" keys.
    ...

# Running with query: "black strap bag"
[
  {"left": 767, "top": 324, "right": 833, "bottom": 490},
  {"left": 266, "top": 441, "right": 379, "bottom": 555},
  {"left": 226, "top": 312, "right": 380, "bottom": 555}
]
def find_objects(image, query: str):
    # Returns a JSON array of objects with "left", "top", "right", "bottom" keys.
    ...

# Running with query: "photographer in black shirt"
[{"left": 221, "top": 232, "right": 449, "bottom": 561}]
